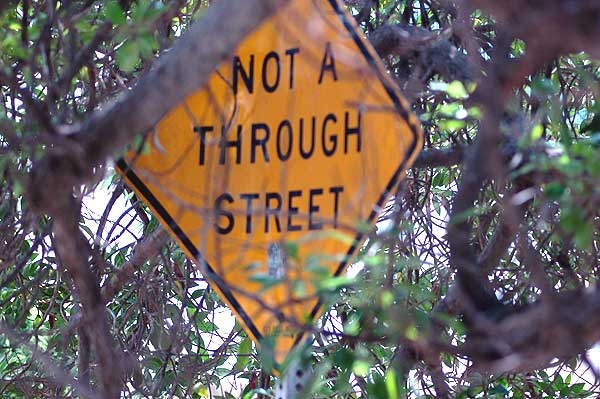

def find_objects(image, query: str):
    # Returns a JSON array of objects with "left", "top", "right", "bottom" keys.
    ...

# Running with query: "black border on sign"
[
  {"left": 116, "top": 0, "right": 421, "bottom": 358},
  {"left": 294, "top": 0, "right": 422, "bottom": 345},
  {"left": 116, "top": 159, "right": 263, "bottom": 340}
]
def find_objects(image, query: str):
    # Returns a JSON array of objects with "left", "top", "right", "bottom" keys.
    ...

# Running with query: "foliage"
[{"left": 1, "top": 0, "right": 600, "bottom": 398}]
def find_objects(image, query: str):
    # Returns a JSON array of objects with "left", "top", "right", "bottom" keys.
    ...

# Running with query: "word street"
[{"left": 214, "top": 186, "right": 344, "bottom": 235}]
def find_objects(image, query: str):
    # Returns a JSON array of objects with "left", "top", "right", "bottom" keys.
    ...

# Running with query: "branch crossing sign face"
[{"left": 118, "top": 0, "right": 422, "bottom": 362}]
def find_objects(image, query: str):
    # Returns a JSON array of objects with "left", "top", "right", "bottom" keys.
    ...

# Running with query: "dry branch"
[{"left": 25, "top": 1, "right": 289, "bottom": 396}]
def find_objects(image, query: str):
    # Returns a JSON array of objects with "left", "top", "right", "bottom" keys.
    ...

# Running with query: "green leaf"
[
  {"left": 531, "top": 76, "right": 558, "bottom": 96},
  {"left": 197, "top": 319, "right": 218, "bottom": 333},
  {"left": 404, "top": 324, "right": 418, "bottom": 340},
  {"left": 560, "top": 124, "right": 573, "bottom": 147},
  {"left": 344, "top": 314, "right": 361, "bottom": 336},
  {"left": 560, "top": 207, "right": 585, "bottom": 233},
  {"left": 248, "top": 273, "right": 282, "bottom": 291},
  {"left": 284, "top": 240, "right": 299, "bottom": 260},
  {"left": 531, "top": 124, "right": 544, "bottom": 141},
  {"left": 380, "top": 290, "right": 394, "bottom": 307},
  {"left": 332, "top": 348, "right": 355, "bottom": 369},
  {"left": 317, "top": 275, "right": 353, "bottom": 292},
  {"left": 144, "top": 356, "right": 163, "bottom": 370},
  {"left": 571, "top": 382, "right": 585, "bottom": 393},
  {"left": 131, "top": 1, "right": 166, "bottom": 23},
  {"left": 440, "top": 119, "right": 466, "bottom": 132},
  {"left": 79, "top": 223, "right": 95, "bottom": 239},
  {"left": 116, "top": 40, "right": 140, "bottom": 72},
  {"left": 352, "top": 359, "right": 370, "bottom": 377},
  {"left": 432, "top": 170, "right": 448, "bottom": 187},
  {"left": 580, "top": 113, "right": 600, "bottom": 134},
  {"left": 137, "top": 32, "right": 157, "bottom": 59},
  {"left": 366, "top": 372, "right": 387, "bottom": 399},
  {"left": 429, "top": 80, "right": 469, "bottom": 99},
  {"left": 553, "top": 373, "right": 563, "bottom": 388},
  {"left": 574, "top": 222, "right": 593, "bottom": 249},
  {"left": 468, "top": 106, "right": 482, "bottom": 119},
  {"left": 385, "top": 369, "right": 398, "bottom": 399},
  {"left": 234, "top": 337, "right": 252, "bottom": 371},
  {"left": 544, "top": 182, "right": 565, "bottom": 200},
  {"left": 104, "top": 1, "right": 127, "bottom": 25},
  {"left": 446, "top": 81, "right": 469, "bottom": 99},
  {"left": 257, "top": 334, "right": 275, "bottom": 373}
]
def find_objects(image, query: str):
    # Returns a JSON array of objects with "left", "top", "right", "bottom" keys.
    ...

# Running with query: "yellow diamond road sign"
[{"left": 117, "top": 0, "right": 422, "bottom": 361}]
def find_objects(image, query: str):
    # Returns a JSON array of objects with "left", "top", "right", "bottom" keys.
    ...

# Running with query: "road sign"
[{"left": 117, "top": 0, "right": 422, "bottom": 363}]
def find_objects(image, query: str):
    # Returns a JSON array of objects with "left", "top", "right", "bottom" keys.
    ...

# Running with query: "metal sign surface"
[{"left": 118, "top": 0, "right": 422, "bottom": 362}]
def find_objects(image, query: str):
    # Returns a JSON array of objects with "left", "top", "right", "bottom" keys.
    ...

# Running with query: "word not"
[{"left": 231, "top": 42, "right": 338, "bottom": 94}]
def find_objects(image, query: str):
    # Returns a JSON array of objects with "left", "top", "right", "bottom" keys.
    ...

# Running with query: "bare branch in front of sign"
[
  {"left": 78, "top": 0, "right": 290, "bottom": 169},
  {"left": 28, "top": 0, "right": 290, "bottom": 213},
  {"left": 23, "top": 2, "right": 288, "bottom": 397}
]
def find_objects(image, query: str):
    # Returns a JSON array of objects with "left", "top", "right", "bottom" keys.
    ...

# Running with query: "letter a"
[{"left": 318, "top": 42, "right": 338, "bottom": 84}]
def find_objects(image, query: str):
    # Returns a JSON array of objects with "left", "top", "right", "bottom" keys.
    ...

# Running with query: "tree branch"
[
  {"left": 102, "top": 227, "right": 170, "bottom": 303},
  {"left": 462, "top": 288, "right": 600, "bottom": 374},
  {"left": 52, "top": 202, "right": 121, "bottom": 398},
  {"left": 26, "top": 4, "right": 289, "bottom": 395},
  {"left": 78, "top": 0, "right": 289, "bottom": 168},
  {"left": 369, "top": 23, "right": 473, "bottom": 82},
  {"left": 412, "top": 145, "right": 467, "bottom": 169},
  {"left": 29, "top": 0, "right": 289, "bottom": 212}
]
